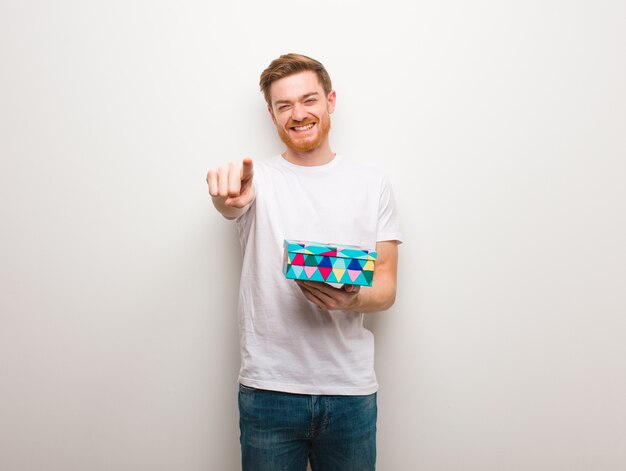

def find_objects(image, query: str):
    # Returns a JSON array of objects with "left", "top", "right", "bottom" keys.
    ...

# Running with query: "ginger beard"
[{"left": 276, "top": 114, "right": 331, "bottom": 153}]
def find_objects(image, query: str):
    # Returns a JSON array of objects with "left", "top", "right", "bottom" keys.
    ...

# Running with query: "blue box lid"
[{"left": 283, "top": 239, "right": 377, "bottom": 261}]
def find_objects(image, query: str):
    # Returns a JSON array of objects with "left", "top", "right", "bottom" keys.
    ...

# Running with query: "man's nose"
[{"left": 290, "top": 103, "right": 307, "bottom": 121}]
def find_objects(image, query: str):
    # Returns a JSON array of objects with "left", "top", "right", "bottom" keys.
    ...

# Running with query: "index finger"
[{"left": 241, "top": 158, "right": 254, "bottom": 181}]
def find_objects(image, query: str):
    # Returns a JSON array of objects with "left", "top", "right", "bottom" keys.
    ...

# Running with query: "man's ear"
[
  {"left": 268, "top": 105, "right": 277, "bottom": 124},
  {"left": 327, "top": 90, "right": 337, "bottom": 114}
]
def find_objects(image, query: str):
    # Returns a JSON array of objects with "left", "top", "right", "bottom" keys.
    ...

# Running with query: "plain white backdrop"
[{"left": 1, "top": 1, "right": 625, "bottom": 470}]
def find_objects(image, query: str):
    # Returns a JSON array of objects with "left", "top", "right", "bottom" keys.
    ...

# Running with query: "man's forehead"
[{"left": 270, "top": 71, "right": 324, "bottom": 103}]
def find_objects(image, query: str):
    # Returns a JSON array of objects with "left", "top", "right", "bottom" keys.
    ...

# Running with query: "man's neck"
[{"left": 282, "top": 142, "right": 335, "bottom": 167}]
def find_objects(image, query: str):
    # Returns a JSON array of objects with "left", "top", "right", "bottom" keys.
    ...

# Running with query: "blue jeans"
[{"left": 238, "top": 384, "right": 377, "bottom": 471}]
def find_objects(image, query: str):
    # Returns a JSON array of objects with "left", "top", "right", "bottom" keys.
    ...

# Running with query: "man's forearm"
[
  {"left": 350, "top": 240, "right": 399, "bottom": 313},
  {"left": 351, "top": 281, "right": 397, "bottom": 313}
]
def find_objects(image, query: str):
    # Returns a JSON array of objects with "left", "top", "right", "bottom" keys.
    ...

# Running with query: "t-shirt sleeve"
[{"left": 377, "top": 175, "right": 403, "bottom": 244}]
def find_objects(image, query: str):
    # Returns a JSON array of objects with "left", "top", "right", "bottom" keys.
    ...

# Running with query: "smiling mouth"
[{"left": 290, "top": 122, "right": 315, "bottom": 132}]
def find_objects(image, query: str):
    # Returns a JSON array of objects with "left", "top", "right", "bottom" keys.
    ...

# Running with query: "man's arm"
[
  {"left": 295, "top": 240, "right": 399, "bottom": 313},
  {"left": 206, "top": 158, "right": 255, "bottom": 219},
  {"left": 351, "top": 240, "right": 398, "bottom": 312}
]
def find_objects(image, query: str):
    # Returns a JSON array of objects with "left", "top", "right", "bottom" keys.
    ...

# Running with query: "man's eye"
[{"left": 305, "top": 99, "right": 317, "bottom": 104}]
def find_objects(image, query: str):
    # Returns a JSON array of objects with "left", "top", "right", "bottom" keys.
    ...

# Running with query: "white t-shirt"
[{"left": 235, "top": 154, "right": 402, "bottom": 395}]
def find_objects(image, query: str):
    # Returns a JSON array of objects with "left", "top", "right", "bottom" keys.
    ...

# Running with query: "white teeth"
[{"left": 293, "top": 123, "right": 314, "bottom": 131}]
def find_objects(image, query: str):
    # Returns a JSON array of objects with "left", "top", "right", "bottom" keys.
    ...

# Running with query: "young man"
[{"left": 206, "top": 53, "right": 402, "bottom": 471}]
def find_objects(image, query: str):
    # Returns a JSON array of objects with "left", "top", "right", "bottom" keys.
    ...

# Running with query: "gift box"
[{"left": 282, "top": 239, "right": 378, "bottom": 287}]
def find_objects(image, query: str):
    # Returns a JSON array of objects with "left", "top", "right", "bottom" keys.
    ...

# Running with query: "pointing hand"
[{"left": 206, "top": 158, "right": 255, "bottom": 209}]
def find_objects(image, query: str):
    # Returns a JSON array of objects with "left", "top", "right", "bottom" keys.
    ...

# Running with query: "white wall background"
[{"left": 1, "top": 1, "right": 625, "bottom": 470}]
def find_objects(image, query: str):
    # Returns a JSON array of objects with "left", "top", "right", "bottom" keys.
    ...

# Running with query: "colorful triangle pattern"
[{"left": 282, "top": 239, "right": 377, "bottom": 287}]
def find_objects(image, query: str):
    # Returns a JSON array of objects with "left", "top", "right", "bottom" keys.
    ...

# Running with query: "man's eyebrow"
[{"left": 273, "top": 92, "right": 320, "bottom": 106}]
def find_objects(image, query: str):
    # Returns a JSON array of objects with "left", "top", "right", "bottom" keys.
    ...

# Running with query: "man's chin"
[
  {"left": 291, "top": 147, "right": 318, "bottom": 154},
  {"left": 279, "top": 135, "right": 320, "bottom": 154},
  {"left": 289, "top": 140, "right": 321, "bottom": 153}
]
